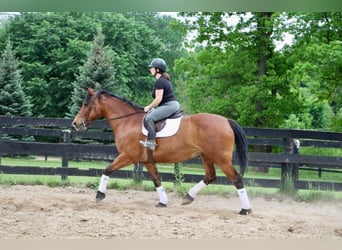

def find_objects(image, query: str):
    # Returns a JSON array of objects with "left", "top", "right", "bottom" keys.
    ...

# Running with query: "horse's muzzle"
[{"left": 72, "top": 118, "right": 87, "bottom": 131}]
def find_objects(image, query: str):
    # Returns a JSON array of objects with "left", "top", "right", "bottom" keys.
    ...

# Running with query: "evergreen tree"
[
  {"left": 0, "top": 40, "right": 31, "bottom": 116},
  {"left": 68, "top": 27, "right": 130, "bottom": 117},
  {"left": 0, "top": 12, "right": 185, "bottom": 117}
]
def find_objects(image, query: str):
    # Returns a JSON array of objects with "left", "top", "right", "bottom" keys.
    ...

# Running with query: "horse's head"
[{"left": 72, "top": 87, "right": 101, "bottom": 130}]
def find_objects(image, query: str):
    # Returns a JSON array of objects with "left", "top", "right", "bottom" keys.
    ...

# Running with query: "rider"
[{"left": 139, "top": 58, "right": 180, "bottom": 150}]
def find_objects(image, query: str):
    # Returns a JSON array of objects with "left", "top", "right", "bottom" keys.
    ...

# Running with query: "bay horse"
[{"left": 72, "top": 88, "right": 252, "bottom": 215}]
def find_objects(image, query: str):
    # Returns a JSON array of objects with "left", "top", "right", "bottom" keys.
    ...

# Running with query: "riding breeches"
[{"left": 145, "top": 101, "right": 180, "bottom": 122}]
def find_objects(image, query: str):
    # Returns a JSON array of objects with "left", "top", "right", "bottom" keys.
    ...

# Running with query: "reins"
[
  {"left": 106, "top": 110, "right": 145, "bottom": 122},
  {"left": 81, "top": 90, "right": 145, "bottom": 125},
  {"left": 83, "top": 110, "right": 144, "bottom": 126}
]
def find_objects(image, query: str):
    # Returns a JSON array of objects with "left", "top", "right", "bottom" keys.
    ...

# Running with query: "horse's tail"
[{"left": 228, "top": 119, "right": 248, "bottom": 176}]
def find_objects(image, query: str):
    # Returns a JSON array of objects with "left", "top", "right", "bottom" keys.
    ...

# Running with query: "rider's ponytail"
[{"left": 162, "top": 72, "right": 170, "bottom": 81}]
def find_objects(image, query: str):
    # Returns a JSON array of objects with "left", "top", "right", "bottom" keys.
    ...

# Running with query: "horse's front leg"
[
  {"left": 182, "top": 154, "right": 215, "bottom": 205},
  {"left": 96, "top": 153, "right": 132, "bottom": 203},
  {"left": 143, "top": 163, "right": 168, "bottom": 207}
]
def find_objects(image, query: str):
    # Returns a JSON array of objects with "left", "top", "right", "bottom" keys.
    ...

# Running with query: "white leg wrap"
[
  {"left": 98, "top": 174, "right": 109, "bottom": 193},
  {"left": 156, "top": 186, "right": 168, "bottom": 205},
  {"left": 237, "top": 188, "right": 251, "bottom": 209},
  {"left": 188, "top": 180, "right": 207, "bottom": 198}
]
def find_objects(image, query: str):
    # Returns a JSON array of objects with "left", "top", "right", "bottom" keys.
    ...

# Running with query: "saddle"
[{"left": 143, "top": 109, "right": 183, "bottom": 133}]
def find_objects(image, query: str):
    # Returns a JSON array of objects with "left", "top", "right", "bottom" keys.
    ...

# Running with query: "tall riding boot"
[{"left": 139, "top": 119, "right": 157, "bottom": 150}]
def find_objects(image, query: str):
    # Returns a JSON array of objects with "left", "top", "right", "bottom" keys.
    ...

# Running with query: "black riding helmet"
[{"left": 148, "top": 58, "right": 166, "bottom": 72}]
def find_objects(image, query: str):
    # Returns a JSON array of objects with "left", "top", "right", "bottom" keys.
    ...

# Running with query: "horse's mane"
[{"left": 97, "top": 90, "right": 144, "bottom": 111}]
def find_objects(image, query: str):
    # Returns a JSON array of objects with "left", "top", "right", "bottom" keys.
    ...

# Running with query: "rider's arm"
[{"left": 144, "top": 89, "right": 163, "bottom": 112}]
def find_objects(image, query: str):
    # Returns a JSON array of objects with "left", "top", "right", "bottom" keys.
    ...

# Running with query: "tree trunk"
[{"left": 253, "top": 12, "right": 274, "bottom": 173}]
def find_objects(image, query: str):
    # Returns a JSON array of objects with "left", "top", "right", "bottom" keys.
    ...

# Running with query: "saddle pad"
[{"left": 142, "top": 117, "right": 182, "bottom": 137}]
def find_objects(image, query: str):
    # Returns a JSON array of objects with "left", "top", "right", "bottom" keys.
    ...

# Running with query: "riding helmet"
[{"left": 148, "top": 58, "right": 166, "bottom": 72}]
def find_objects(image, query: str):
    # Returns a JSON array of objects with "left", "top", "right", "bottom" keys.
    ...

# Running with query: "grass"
[
  {"left": 0, "top": 156, "right": 108, "bottom": 169},
  {"left": 300, "top": 146, "right": 342, "bottom": 157},
  {"left": 1, "top": 155, "right": 342, "bottom": 203},
  {"left": 2, "top": 156, "right": 340, "bottom": 182}
]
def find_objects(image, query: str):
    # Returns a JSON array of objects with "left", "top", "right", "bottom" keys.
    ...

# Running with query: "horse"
[{"left": 72, "top": 87, "right": 252, "bottom": 215}]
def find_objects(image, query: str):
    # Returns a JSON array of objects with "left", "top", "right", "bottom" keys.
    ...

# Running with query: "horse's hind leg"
[
  {"left": 232, "top": 169, "right": 252, "bottom": 215},
  {"left": 218, "top": 161, "right": 252, "bottom": 215},
  {"left": 143, "top": 163, "right": 168, "bottom": 207},
  {"left": 182, "top": 154, "right": 216, "bottom": 205}
]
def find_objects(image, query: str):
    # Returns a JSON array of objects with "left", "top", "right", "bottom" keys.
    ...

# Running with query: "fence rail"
[{"left": 1, "top": 115, "right": 341, "bottom": 191}]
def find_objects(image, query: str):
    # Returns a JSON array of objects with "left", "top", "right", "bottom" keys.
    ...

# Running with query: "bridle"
[
  {"left": 79, "top": 91, "right": 144, "bottom": 127},
  {"left": 77, "top": 92, "right": 99, "bottom": 128}
]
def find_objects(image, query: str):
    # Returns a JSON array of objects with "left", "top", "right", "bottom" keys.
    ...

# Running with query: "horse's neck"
[{"left": 103, "top": 101, "right": 143, "bottom": 130}]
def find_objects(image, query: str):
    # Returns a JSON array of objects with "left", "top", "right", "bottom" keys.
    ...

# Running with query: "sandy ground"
[{"left": 0, "top": 185, "right": 341, "bottom": 239}]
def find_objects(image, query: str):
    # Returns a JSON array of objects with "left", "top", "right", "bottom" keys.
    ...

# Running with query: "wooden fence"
[{"left": 0, "top": 115, "right": 341, "bottom": 191}]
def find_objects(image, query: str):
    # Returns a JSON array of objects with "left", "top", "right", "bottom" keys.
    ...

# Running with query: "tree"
[
  {"left": 281, "top": 12, "right": 342, "bottom": 131},
  {"left": 175, "top": 12, "right": 307, "bottom": 173},
  {"left": 0, "top": 12, "right": 187, "bottom": 117},
  {"left": 176, "top": 12, "right": 301, "bottom": 128},
  {"left": 68, "top": 27, "right": 128, "bottom": 117},
  {"left": 123, "top": 12, "right": 188, "bottom": 105},
  {"left": 176, "top": 12, "right": 341, "bottom": 132},
  {"left": 0, "top": 12, "right": 93, "bottom": 117},
  {"left": 0, "top": 40, "right": 31, "bottom": 116},
  {"left": 285, "top": 42, "right": 341, "bottom": 130},
  {"left": 175, "top": 46, "right": 255, "bottom": 118}
]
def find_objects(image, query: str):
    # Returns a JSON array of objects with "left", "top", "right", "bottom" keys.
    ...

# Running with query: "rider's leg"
[
  {"left": 139, "top": 118, "right": 157, "bottom": 150},
  {"left": 139, "top": 101, "right": 179, "bottom": 150}
]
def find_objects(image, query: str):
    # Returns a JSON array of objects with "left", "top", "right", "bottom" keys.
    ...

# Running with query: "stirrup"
[{"left": 139, "top": 139, "right": 157, "bottom": 150}]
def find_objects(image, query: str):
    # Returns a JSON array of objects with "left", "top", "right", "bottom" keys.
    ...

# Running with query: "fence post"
[
  {"left": 318, "top": 168, "right": 322, "bottom": 178},
  {"left": 133, "top": 163, "right": 144, "bottom": 182},
  {"left": 292, "top": 139, "right": 300, "bottom": 180},
  {"left": 61, "top": 129, "right": 71, "bottom": 181},
  {"left": 0, "top": 128, "right": 2, "bottom": 165},
  {"left": 281, "top": 137, "right": 297, "bottom": 191}
]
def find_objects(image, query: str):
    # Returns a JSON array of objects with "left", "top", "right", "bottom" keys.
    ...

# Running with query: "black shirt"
[{"left": 152, "top": 76, "right": 177, "bottom": 106}]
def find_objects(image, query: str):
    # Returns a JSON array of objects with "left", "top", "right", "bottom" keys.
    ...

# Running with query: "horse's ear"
[{"left": 87, "top": 87, "right": 96, "bottom": 96}]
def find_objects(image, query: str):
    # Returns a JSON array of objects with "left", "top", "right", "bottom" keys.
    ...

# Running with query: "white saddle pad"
[{"left": 142, "top": 117, "right": 182, "bottom": 138}]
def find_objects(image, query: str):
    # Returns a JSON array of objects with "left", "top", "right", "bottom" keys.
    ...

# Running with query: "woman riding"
[{"left": 139, "top": 58, "right": 180, "bottom": 150}]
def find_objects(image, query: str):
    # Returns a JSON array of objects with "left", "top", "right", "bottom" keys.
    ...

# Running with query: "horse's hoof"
[
  {"left": 239, "top": 208, "right": 252, "bottom": 215},
  {"left": 181, "top": 193, "right": 194, "bottom": 205},
  {"left": 155, "top": 202, "right": 167, "bottom": 207},
  {"left": 96, "top": 191, "right": 105, "bottom": 203}
]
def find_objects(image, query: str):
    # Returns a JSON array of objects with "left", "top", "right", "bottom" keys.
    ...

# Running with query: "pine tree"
[
  {"left": 68, "top": 26, "right": 130, "bottom": 117},
  {"left": 0, "top": 40, "right": 32, "bottom": 116}
]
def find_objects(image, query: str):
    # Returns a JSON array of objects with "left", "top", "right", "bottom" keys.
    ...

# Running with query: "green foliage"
[
  {"left": 278, "top": 12, "right": 342, "bottom": 131},
  {"left": 330, "top": 108, "right": 342, "bottom": 132},
  {"left": 175, "top": 47, "right": 255, "bottom": 120},
  {"left": 68, "top": 27, "right": 127, "bottom": 117},
  {"left": 285, "top": 41, "right": 341, "bottom": 130},
  {"left": 174, "top": 163, "right": 184, "bottom": 187},
  {"left": 280, "top": 177, "right": 297, "bottom": 196},
  {"left": 177, "top": 13, "right": 290, "bottom": 127},
  {"left": 0, "top": 11, "right": 339, "bottom": 133},
  {"left": 176, "top": 12, "right": 341, "bottom": 131},
  {"left": 280, "top": 114, "right": 311, "bottom": 130},
  {"left": 300, "top": 146, "right": 342, "bottom": 157},
  {"left": 0, "top": 40, "right": 32, "bottom": 116},
  {"left": 0, "top": 13, "right": 93, "bottom": 117},
  {"left": 0, "top": 12, "right": 186, "bottom": 117},
  {"left": 175, "top": 29, "right": 302, "bottom": 128}
]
